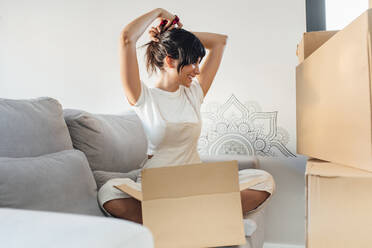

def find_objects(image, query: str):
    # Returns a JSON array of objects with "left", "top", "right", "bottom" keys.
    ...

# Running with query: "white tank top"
[{"left": 132, "top": 78, "right": 204, "bottom": 168}]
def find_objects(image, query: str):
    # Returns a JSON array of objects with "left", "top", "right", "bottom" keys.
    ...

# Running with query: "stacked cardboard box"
[
  {"left": 296, "top": 8, "right": 372, "bottom": 248},
  {"left": 305, "top": 159, "right": 372, "bottom": 247}
]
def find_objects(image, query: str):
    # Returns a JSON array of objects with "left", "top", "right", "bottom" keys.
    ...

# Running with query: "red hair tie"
[
  {"left": 159, "top": 15, "right": 180, "bottom": 33},
  {"left": 172, "top": 15, "right": 180, "bottom": 25},
  {"left": 160, "top": 19, "right": 168, "bottom": 27}
]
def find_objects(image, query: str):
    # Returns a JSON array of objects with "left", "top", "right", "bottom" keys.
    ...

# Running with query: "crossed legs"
[{"left": 103, "top": 188, "right": 270, "bottom": 224}]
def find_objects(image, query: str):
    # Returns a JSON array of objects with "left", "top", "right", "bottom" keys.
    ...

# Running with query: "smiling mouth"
[{"left": 188, "top": 75, "right": 194, "bottom": 80}]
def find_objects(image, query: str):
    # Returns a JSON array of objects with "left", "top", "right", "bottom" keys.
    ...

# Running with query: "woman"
[{"left": 98, "top": 8, "right": 275, "bottom": 224}]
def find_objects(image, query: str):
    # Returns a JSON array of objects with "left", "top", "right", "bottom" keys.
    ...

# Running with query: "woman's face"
[{"left": 178, "top": 58, "right": 201, "bottom": 87}]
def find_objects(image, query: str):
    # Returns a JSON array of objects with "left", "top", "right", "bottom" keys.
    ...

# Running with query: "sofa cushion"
[
  {"left": 64, "top": 109, "right": 147, "bottom": 173},
  {"left": 0, "top": 97, "right": 73, "bottom": 157},
  {"left": 1, "top": 208, "right": 154, "bottom": 248},
  {"left": 0, "top": 149, "right": 103, "bottom": 216}
]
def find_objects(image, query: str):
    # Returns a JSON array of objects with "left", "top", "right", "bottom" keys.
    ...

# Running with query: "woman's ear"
[{"left": 165, "top": 56, "right": 177, "bottom": 69}]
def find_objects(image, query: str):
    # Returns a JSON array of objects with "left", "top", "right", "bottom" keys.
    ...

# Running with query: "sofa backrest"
[
  {"left": 0, "top": 97, "right": 73, "bottom": 157},
  {"left": 64, "top": 109, "right": 148, "bottom": 173}
]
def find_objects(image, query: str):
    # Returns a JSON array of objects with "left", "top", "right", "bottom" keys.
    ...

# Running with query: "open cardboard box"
[
  {"left": 306, "top": 159, "right": 372, "bottom": 247},
  {"left": 115, "top": 160, "right": 258, "bottom": 248},
  {"left": 296, "top": 9, "right": 372, "bottom": 172},
  {"left": 296, "top": 30, "right": 338, "bottom": 63}
]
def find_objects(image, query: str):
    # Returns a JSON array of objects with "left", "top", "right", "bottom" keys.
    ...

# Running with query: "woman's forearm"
[
  {"left": 191, "top": 32, "right": 228, "bottom": 49},
  {"left": 121, "top": 8, "right": 162, "bottom": 44}
]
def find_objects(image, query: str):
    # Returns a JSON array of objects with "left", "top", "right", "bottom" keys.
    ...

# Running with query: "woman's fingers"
[
  {"left": 148, "top": 28, "right": 159, "bottom": 42},
  {"left": 166, "top": 17, "right": 182, "bottom": 30},
  {"left": 149, "top": 28, "right": 158, "bottom": 36},
  {"left": 150, "top": 36, "right": 159, "bottom": 42},
  {"left": 167, "top": 24, "right": 175, "bottom": 31},
  {"left": 164, "top": 22, "right": 182, "bottom": 32},
  {"left": 153, "top": 16, "right": 182, "bottom": 37},
  {"left": 163, "top": 17, "right": 175, "bottom": 30},
  {"left": 156, "top": 26, "right": 162, "bottom": 33},
  {"left": 150, "top": 27, "right": 159, "bottom": 34}
]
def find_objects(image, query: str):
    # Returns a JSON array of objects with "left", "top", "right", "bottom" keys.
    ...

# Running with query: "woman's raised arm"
[
  {"left": 120, "top": 8, "right": 161, "bottom": 106},
  {"left": 191, "top": 32, "right": 228, "bottom": 97},
  {"left": 120, "top": 8, "right": 176, "bottom": 105}
]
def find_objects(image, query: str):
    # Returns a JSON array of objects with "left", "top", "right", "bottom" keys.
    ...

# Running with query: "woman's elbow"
[
  {"left": 220, "top": 34, "right": 228, "bottom": 46},
  {"left": 120, "top": 29, "right": 134, "bottom": 46}
]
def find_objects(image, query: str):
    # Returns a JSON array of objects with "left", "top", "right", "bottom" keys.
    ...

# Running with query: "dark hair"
[{"left": 143, "top": 28, "right": 206, "bottom": 75}]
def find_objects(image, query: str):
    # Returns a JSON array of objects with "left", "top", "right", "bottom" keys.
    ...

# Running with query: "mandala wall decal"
[{"left": 198, "top": 94, "right": 296, "bottom": 157}]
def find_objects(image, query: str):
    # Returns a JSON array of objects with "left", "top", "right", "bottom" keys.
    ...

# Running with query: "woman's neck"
[{"left": 155, "top": 73, "right": 180, "bottom": 92}]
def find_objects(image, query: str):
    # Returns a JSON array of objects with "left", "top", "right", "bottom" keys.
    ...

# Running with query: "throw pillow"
[
  {"left": 0, "top": 149, "right": 103, "bottom": 216},
  {"left": 0, "top": 97, "right": 73, "bottom": 157}
]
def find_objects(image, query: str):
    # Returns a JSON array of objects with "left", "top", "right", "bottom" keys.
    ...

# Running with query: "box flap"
[
  {"left": 306, "top": 159, "right": 372, "bottom": 177},
  {"left": 296, "top": 30, "right": 338, "bottom": 63},
  {"left": 114, "top": 178, "right": 142, "bottom": 201},
  {"left": 141, "top": 160, "right": 239, "bottom": 201}
]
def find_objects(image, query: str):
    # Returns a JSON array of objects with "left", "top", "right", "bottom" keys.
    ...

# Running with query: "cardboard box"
[
  {"left": 296, "top": 30, "right": 338, "bottom": 63},
  {"left": 116, "top": 161, "right": 250, "bottom": 248},
  {"left": 296, "top": 9, "right": 372, "bottom": 172},
  {"left": 306, "top": 159, "right": 372, "bottom": 247}
]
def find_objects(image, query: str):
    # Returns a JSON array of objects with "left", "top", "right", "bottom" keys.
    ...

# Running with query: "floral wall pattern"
[{"left": 198, "top": 94, "right": 296, "bottom": 157}]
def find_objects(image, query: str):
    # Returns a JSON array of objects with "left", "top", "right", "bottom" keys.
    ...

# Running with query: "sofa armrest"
[
  {"left": 200, "top": 155, "right": 259, "bottom": 170},
  {"left": 0, "top": 208, "right": 153, "bottom": 248}
]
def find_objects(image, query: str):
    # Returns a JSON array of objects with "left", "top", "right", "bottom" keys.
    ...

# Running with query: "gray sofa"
[{"left": 0, "top": 97, "right": 265, "bottom": 248}]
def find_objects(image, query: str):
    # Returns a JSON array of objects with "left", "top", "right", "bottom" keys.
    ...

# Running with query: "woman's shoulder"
[
  {"left": 131, "top": 79, "right": 152, "bottom": 108},
  {"left": 184, "top": 78, "right": 204, "bottom": 104}
]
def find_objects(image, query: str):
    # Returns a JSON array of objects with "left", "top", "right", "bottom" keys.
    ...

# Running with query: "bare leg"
[
  {"left": 240, "top": 189, "right": 271, "bottom": 214},
  {"left": 103, "top": 189, "right": 269, "bottom": 223},
  {"left": 103, "top": 198, "right": 143, "bottom": 224}
]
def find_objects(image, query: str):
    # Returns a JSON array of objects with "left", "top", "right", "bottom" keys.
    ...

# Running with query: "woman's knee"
[
  {"left": 240, "top": 189, "right": 271, "bottom": 212},
  {"left": 103, "top": 198, "right": 141, "bottom": 219},
  {"left": 254, "top": 190, "right": 270, "bottom": 204}
]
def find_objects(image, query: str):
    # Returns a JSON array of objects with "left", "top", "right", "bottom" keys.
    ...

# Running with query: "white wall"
[
  {"left": 326, "top": 0, "right": 368, "bottom": 30},
  {"left": 0, "top": 0, "right": 306, "bottom": 245}
]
